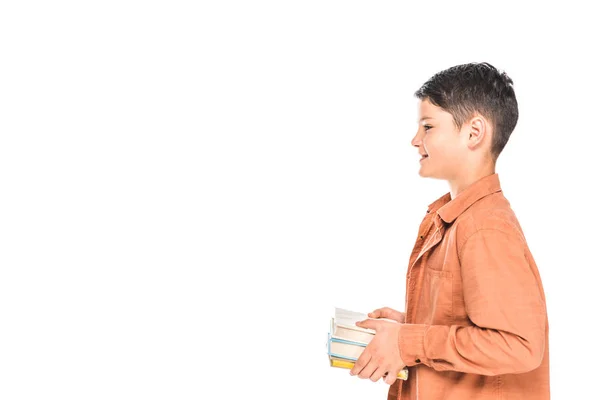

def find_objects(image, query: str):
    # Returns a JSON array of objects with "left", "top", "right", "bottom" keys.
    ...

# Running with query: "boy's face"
[{"left": 411, "top": 98, "right": 468, "bottom": 180}]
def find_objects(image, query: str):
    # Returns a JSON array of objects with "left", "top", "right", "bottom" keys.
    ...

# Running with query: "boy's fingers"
[
  {"left": 384, "top": 371, "right": 397, "bottom": 385},
  {"left": 370, "top": 307, "right": 406, "bottom": 323},
  {"left": 369, "top": 366, "right": 388, "bottom": 383},
  {"left": 356, "top": 319, "right": 380, "bottom": 330},
  {"left": 369, "top": 308, "right": 385, "bottom": 318},
  {"left": 350, "top": 352, "right": 371, "bottom": 376},
  {"left": 370, "top": 307, "right": 391, "bottom": 319}
]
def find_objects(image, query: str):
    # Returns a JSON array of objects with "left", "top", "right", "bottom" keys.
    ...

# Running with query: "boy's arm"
[{"left": 398, "top": 227, "right": 546, "bottom": 376}]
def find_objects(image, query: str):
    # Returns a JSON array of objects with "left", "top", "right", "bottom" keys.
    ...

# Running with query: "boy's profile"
[{"left": 349, "top": 62, "right": 550, "bottom": 399}]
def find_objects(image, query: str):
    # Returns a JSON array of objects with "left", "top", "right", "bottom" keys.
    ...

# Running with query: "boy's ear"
[{"left": 466, "top": 116, "right": 488, "bottom": 150}]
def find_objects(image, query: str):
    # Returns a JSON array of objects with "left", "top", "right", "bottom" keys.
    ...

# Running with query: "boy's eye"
[{"left": 424, "top": 125, "right": 432, "bottom": 131}]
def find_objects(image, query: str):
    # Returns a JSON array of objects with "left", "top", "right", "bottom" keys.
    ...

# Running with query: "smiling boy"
[{"left": 349, "top": 62, "right": 550, "bottom": 399}]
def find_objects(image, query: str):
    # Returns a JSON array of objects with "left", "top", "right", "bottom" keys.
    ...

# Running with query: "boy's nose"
[{"left": 411, "top": 132, "right": 422, "bottom": 147}]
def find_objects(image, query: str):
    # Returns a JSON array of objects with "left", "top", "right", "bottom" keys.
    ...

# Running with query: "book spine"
[{"left": 329, "top": 337, "right": 368, "bottom": 346}]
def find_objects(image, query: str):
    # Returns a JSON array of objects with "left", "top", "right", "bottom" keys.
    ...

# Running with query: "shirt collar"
[
  {"left": 429, "top": 173, "right": 502, "bottom": 224},
  {"left": 427, "top": 192, "right": 452, "bottom": 214}
]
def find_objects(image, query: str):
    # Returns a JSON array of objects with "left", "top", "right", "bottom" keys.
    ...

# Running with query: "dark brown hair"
[{"left": 414, "top": 62, "right": 519, "bottom": 161}]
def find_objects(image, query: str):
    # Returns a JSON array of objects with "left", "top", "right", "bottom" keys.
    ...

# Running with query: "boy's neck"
[{"left": 448, "top": 163, "right": 496, "bottom": 200}]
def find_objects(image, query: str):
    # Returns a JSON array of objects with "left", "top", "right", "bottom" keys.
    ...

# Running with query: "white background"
[{"left": 1, "top": 1, "right": 598, "bottom": 399}]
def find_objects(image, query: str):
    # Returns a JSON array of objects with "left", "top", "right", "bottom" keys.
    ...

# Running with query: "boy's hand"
[
  {"left": 368, "top": 307, "right": 406, "bottom": 324},
  {"left": 349, "top": 319, "right": 406, "bottom": 385}
]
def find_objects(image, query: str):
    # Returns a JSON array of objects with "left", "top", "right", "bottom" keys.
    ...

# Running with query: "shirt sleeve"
[{"left": 397, "top": 227, "right": 546, "bottom": 375}]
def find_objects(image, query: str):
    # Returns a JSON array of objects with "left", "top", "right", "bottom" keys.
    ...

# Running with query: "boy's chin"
[
  {"left": 418, "top": 168, "right": 432, "bottom": 178},
  {"left": 418, "top": 169, "right": 444, "bottom": 180}
]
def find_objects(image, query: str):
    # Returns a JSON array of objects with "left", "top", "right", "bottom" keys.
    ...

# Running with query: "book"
[
  {"left": 330, "top": 307, "right": 397, "bottom": 344},
  {"left": 329, "top": 356, "right": 409, "bottom": 380},
  {"left": 328, "top": 334, "right": 367, "bottom": 360},
  {"left": 330, "top": 308, "right": 376, "bottom": 344},
  {"left": 327, "top": 307, "right": 409, "bottom": 381}
]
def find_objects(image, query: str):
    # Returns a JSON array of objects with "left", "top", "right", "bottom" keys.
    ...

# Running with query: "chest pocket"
[{"left": 421, "top": 268, "right": 453, "bottom": 325}]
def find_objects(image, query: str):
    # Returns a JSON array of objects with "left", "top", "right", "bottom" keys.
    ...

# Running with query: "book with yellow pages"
[
  {"left": 326, "top": 307, "right": 409, "bottom": 381},
  {"left": 330, "top": 356, "right": 409, "bottom": 380},
  {"left": 327, "top": 334, "right": 409, "bottom": 381}
]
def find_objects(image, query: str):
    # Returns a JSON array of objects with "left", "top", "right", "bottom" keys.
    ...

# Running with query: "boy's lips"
[{"left": 419, "top": 154, "right": 429, "bottom": 161}]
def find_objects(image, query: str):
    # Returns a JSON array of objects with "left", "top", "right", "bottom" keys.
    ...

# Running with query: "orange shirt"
[{"left": 389, "top": 173, "right": 550, "bottom": 400}]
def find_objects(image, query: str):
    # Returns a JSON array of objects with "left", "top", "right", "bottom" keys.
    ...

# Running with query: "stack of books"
[{"left": 327, "top": 307, "right": 409, "bottom": 381}]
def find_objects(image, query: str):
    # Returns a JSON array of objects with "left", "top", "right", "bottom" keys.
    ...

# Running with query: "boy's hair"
[{"left": 414, "top": 62, "right": 519, "bottom": 162}]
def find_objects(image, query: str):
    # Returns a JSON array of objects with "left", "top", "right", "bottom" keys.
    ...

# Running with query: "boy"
[{"left": 349, "top": 62, "right": 550, "bottom": 399}]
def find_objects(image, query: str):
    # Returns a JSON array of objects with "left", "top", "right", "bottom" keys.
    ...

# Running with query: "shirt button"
[
  {"left": 419, "top": 235, "right": 424, "bottom": 239},
  {"left": 415, "top": 359, "right": 421, "bottom": 363},
  {"left": 426, "top": 210, "right": 430, "bottom": 213}
]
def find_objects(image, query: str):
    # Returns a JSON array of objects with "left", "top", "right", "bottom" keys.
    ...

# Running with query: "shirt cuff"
[{"left": 398, "top": 324, "right": 429, "bottom": 367}]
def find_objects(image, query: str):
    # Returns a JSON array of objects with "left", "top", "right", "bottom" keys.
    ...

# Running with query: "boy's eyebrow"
[{"left": 418, "top": 116, "right": 434, "bottom": 123}]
